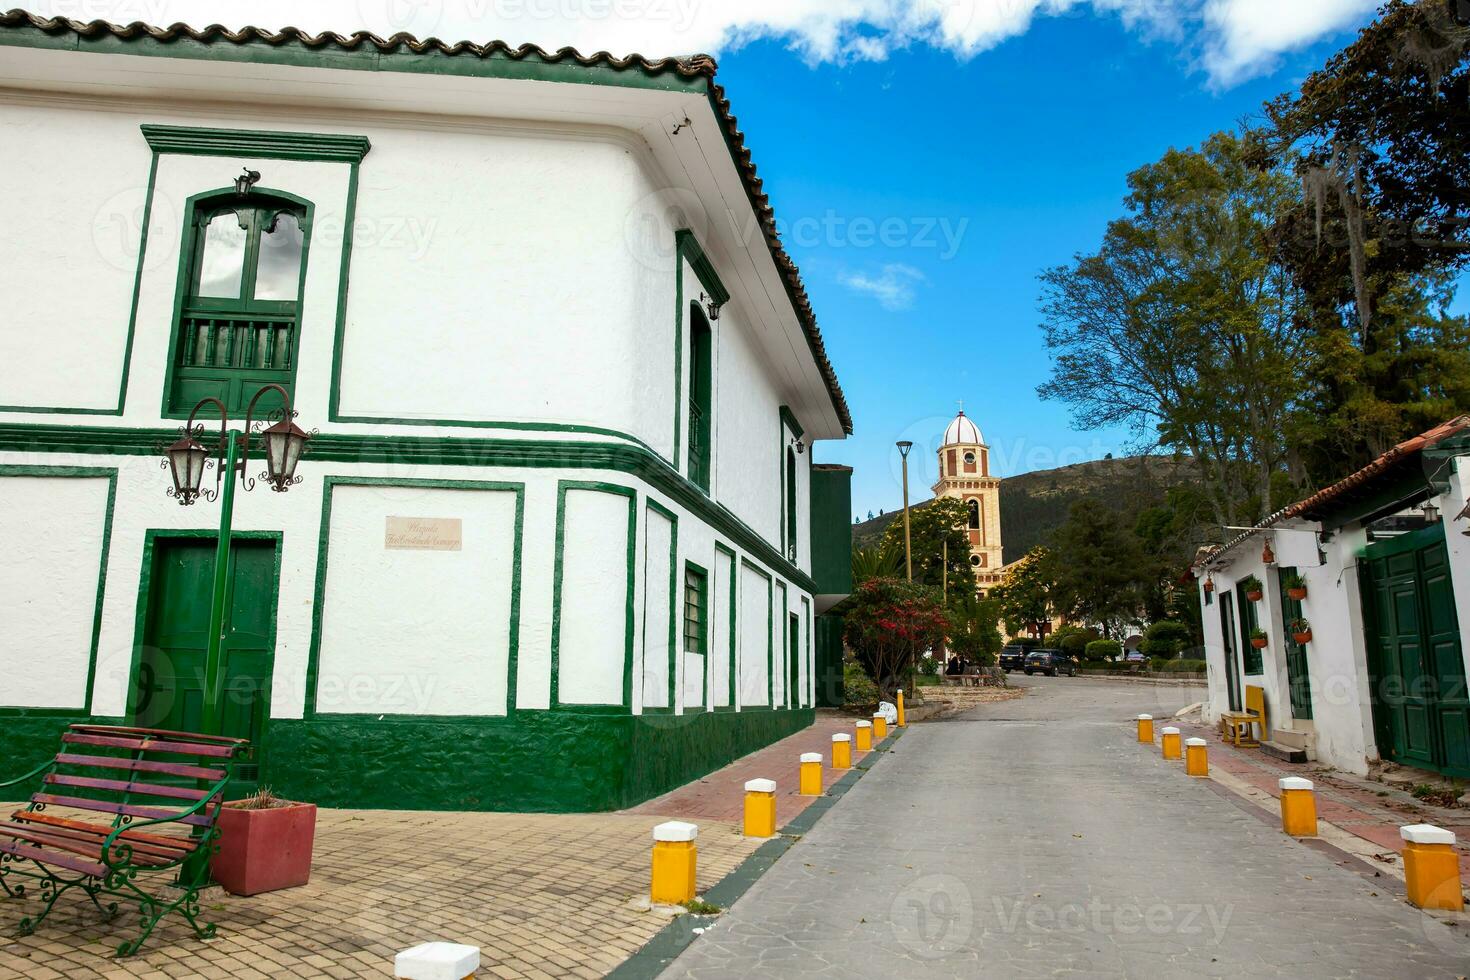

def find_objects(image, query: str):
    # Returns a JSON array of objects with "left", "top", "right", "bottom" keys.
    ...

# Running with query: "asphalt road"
[{"left": 662, "top": 674, "right": 1470, "bottom": 978}]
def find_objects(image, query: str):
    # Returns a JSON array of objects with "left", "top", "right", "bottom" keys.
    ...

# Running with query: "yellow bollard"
[
  {"left": 855, "top": 720, "right": 873, "bottom": 752},
  {"left": 799, "top": 752, "right": 823, "bottom": 796},
  {"left": 896, "top": 689, "right": 906, "bottom": 727},
  {"left": 1400, "top": 825, "right": 1465, "bottom": 911},
  {"left": 743, "top": 779, "right": 777, "bottom": 838},
  {"left": 1185, "top": 737, "right": 1209, "bottom": 777},
  {"left": 873, "top": 713, "right": 888, "bottom": 741},
  {"left": 1278, "top": 778, "right": 1318, "bottom": 837},
  {"left": 832, "top": 733, "right": 852, "bottom": 769},
  {"left": 1136, "top": 714, "right": 1154, "bottom": 743},
  {"left": 651, "top": 821, "right": 698, "bottom": 905},
  {"left": 1161, "top": 726, "right": 1182, "bottom": 760}
]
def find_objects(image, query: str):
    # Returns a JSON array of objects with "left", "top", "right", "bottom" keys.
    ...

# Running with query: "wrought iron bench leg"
[{"left": 17, "top": 873, "right": 81, "bottom": 937}]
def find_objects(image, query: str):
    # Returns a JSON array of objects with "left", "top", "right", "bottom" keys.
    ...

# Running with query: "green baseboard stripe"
[
  {"left": 608, "top": 727, "right": 906, "bottom": 980},
  {"left": 0, "top": 709, "right": 814, "bottom": 813}
]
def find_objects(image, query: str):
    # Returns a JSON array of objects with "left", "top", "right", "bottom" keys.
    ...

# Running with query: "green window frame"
[
  {"left": 163, "top": 188, "right": 313, "bottom": 417},
  {"left": 684, "top": 562, "right": 709, "bottom": 655},
  {"left": 687, "top": 305, "right": 713, "bottom": 492}
]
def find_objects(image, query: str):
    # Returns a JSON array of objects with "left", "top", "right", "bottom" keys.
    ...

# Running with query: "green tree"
[
  {"left": 1050, "top": 499, "right": 1145, "bottom": 637},
  {"left": 841, "top": 578, "right": 950, "bottom": 699},
  {"left": 1037, "top": 132, "right": 1306, "bottom": 528},
  {"left": 947, "top": 593, "right": 1003, "bottom": 666},
  {"left": 991, "top": 547, "right": 1056, "bottom": 637},
  {"left": 1050, "top": 624, "right": 1102, "bottom": 659},
  {"left": 1141, "top": 620, "right": 1194, "bottom": 659},
  {"left": 878, "top": 497, "right": 977, "bottom": 596},
  {"left": 851, "top": 545, "right": 902, "bottom": 586}
]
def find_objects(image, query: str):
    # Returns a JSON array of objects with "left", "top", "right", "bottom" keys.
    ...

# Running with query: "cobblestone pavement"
[
  {"left": 0, "top": 807, "right": 764, "bottom": 980},
  {"left": 663, "top": 675, "right": 1470, "bottom": 978}
]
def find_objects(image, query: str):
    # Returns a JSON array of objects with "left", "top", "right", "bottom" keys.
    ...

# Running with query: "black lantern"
[
  {"left": 260, "top": 415, "right": 311, "bottom": 492},
  {"left": 235, "top": 167, "right": 262, "bottom": 196},
  {"left": 165, "top": 433, "right": 210, "bottom": 505}
]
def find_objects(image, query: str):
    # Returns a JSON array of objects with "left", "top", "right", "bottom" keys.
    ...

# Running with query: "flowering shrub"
[{"left": 841, "top": 578, "right": 949, "bottom": 699}]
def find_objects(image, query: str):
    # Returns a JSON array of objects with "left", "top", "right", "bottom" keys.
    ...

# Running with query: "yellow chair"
[{"left": 1219, "top": 685, "right": 1267, "bottom": 747}]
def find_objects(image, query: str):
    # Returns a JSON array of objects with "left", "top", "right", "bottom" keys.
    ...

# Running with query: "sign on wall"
[{"left": 385, "top": 516, "right": 463, "bottom": 552}]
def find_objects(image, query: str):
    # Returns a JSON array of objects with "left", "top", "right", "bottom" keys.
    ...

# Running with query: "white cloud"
[
  {"left": 840, "top": 263, "right": 927, "bottom": 311},
  {"left": 28, "top": 0, "right": 1378, "bottom": 86},
  {"left": 1200, "top": 0, "right": 1381, "bottom": 86}
]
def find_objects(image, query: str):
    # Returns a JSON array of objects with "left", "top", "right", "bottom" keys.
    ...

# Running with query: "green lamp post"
[{"left": 162, "top": 383, "right": 310, "bottom": 735}]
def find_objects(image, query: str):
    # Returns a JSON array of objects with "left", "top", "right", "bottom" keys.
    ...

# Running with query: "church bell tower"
[{"left": 933, "top": 410, "right": 1004, "bottom": 591}]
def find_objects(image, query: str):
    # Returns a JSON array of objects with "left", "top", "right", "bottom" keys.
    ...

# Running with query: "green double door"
[
  {"left": 134, "top": 536, "right": 278, "bottom": 795},
  {"left": 1363, "top": 523, "right": 1469, "bottom": 777}
]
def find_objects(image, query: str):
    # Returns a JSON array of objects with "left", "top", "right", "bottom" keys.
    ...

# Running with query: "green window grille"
[
  {"left": 684, "top": 564, "right": 708, "bottom": 655},
  {"left": 167, "top": 193, "right": 309, "bottom": 415}
]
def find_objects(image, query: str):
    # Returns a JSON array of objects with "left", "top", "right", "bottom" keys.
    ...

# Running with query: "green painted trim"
[
  {"left": 778, "top": 581, "right": 789, "bottom": 709},
  {"left": 0, "top": 465, "right": 116, "bottom": 713},
  {"left": 740, "top": 559, "right": 774, "bottom": 709},
  {"left": 0, "top": 23, "right": 710, "bottom": 94},
  {"left": 141, "top": 123, "right": 371, "bottom": 163},
  {"left": 1361, "top": 519, "right": 1448, "bottom": 561},
  {"left": 676, "top": 229, "right": 731, "bottom": 306},
  {"left": 302, "top": 475, "right": 525, "bottom": 718},
  {"left": 0, "top": 423, "right": 818, "bottom": 593},
  {"left": 642, "top": 499, "right": 680, "bottom": 714},
  {"left": 551, "top": 481, "right": 638, "bottom": 710},
  {"left": 158, "top": 186, "right": 316, "bottom": 419},
  {"left": 713, "top": 544, "right": 738, "bottom": 712},
  {"left": 779, "top": 405, "right": 805, "bottom": 441},
  {"left": 800, "top": 596, "right": 813, "bottom": 708}
]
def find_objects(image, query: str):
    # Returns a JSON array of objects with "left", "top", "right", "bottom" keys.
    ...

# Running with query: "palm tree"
[{"left": 851, "top": 545, "right": 902, "bottom": 585}]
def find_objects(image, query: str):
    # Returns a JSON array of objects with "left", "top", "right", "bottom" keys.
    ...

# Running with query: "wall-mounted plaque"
[{"left": 385, "top": 516, "right": 462, "bottom": 552}]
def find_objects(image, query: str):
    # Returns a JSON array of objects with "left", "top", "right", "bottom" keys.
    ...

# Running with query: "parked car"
[
  {"left": 1024, "top": 649, "right": 1078, "bottom": 677},
  {"left": 1124, "top": 650, "right": 1148, "bottom": 665},
  {"left": 999, "top": 646, "right": 1027, "bottom": 673}
]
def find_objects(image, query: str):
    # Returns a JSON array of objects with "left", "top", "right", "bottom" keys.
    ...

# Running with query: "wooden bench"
[
  {"left": 0, "top": 724, "right": 248, "bottom": 956},
  {"left": 1220, "top": 685, "right": 1268, "bottom": 747}
]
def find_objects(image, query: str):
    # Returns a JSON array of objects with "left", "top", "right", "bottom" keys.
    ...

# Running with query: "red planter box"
[{"left": 211, "top": 801, "right": 317, "bottom": 896}]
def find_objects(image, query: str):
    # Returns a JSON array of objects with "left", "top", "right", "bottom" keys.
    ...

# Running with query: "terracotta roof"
[
  {"left": 0, "top": 8, "right": 853, "bottom": 434},
  {"left": 1193, "top": 415, "right": 1470, "bottom": 569}
]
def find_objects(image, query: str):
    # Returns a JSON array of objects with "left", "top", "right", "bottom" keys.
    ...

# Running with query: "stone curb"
[{"left": 606, "top": 727, "right": 907, "bottom": 980}]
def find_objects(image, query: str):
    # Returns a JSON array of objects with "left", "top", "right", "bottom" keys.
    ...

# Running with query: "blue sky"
[
  {"left": 712, "top": 14, "right": 1427, "bottom": 516},
  {"left": 34, "top": 1, "right": 1459, "bottom": 517}
]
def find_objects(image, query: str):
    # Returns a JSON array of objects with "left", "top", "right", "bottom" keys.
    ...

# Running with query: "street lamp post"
[
  {"left": 896, "top": 441, "right": 914, "bottom": 582},
  {"left": 161, "top": 383, "right": 311, "bottom": 735}
]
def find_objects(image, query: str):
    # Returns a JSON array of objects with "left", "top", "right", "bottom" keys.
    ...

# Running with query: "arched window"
[
  {"left": 687, "top": 304, "right": 713, "bottom": 491},
  {"left": 967, "top": 498, "right": 981, "bottom": 530},
  {"left": 167, "top": 190, "right": 310, "bottom": 414}
]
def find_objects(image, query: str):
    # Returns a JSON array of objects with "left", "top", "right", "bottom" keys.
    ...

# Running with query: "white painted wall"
[
  {"left": 0, "top": 474, "right": 111, "bottom": 707},
  {"left": 556, "top": 488, "right": 632, "bottom": 706},
  {"left": 314, "top": 484, "right": 518, "bottom": 716},
  {"left": 739, "top": 563, "right": 772, "bottom": 707},
  {"left": 709, "top": 550, "right": 735, "bottom": 709},
  {"left": 641, "top": 505, "right": 673, "bottom": 710}
]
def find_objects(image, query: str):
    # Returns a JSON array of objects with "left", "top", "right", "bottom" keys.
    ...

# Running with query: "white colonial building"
[
  {"left": 1193, "top": 418, "right": 1470, "bottom": 779},
  {"left": 0, "top": 12, "right": 853, "bottom": 810}
]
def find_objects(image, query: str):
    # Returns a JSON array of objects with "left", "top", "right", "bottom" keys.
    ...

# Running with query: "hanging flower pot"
[
  {"left": 1290, "top": 617, "right": 1312, "bottom": 645},
  {"left": 1283, "top": 572, "right": 1308, "bottom": 601},
  {"left": 1243, "top": 576, "right": 1264, "bottom": 603},
  {"left": 1250, "top": 628, "right": 1269, "bottom": 650},
  {"left": 1203, "top": 575, "right": 1215, "bottom": 594}
]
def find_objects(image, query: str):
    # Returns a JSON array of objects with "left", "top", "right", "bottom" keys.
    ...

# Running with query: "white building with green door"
[{"left": 0, "top": 11, "right": 855, "bottom": 811}]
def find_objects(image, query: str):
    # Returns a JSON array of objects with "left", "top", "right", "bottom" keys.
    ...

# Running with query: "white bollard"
[{"left": 395, "top": 942, "right": 480, "bottom": 980}]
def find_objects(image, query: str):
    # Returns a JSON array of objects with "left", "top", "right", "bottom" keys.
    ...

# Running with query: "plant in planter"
[
  {"left": 211, "top": 787, "right": 317, "bottom": 897},
  {"left": 1290, "top": 617, "right": 1313, "bottom": 645},
  {"left": 1242, "top": 576, "right": 1265, "bottom": 602},
  {"left": 1283, "top": 571, "right": 1308, "bottom": 601},
  {"left": 1250, "top": 627, "right": 1269, "bottom": 649}
]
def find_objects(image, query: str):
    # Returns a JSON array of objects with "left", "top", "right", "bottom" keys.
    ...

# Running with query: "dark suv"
[
  {"left": 999, "top": 646, "right": 1027, "bottom": 673},
  {"left": 1024, "top": 649, "right": 1078, "bottom": 677}
]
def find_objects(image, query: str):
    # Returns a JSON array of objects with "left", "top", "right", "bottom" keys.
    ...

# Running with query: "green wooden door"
[
  {"left": 1277, "top": 568, "right": 1313, "bottom": 720},
  {"left": 135, "top": 536, "right": 278, "bottom": 794},
  {"left": 1364, "top": 524, "right": 1469, "bottom": 777}
]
